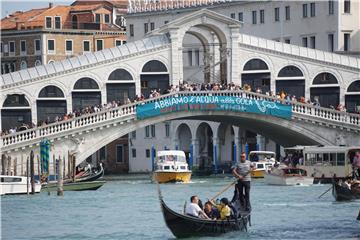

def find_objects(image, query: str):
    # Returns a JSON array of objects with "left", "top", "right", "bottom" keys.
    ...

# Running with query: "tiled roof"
[
  {"left": 72, "top": 0, "right": 128, "bottom": 7},
  {"left": 0, "top": 35, "right": 170, "bottom": 87},
  {"left": 70, "top": 4, "right": 109, "bottom": 12}
]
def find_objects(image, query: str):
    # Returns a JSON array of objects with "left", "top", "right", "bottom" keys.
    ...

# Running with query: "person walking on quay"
[{"left": 232, "top": 152, "right": 255, "bottom": 211}]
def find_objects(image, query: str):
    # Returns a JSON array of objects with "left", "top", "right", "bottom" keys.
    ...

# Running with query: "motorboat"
[
  {"left": 0, "top": 175, "right": 41, "bottom": 195},
  {"left": 153, "top": 150, "right": 191, "bottom": 183},
  {"left": 42, "top": 180, "right": 106, "bottom": 192},
  {"left": 264, "top": 166, "right": 314, "bottom": 185},
  {"left": 249, "top": 151, "right": 276, "bottom": 178}
]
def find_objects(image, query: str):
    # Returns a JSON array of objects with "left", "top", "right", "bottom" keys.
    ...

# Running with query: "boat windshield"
[
  {"left": 282, "top": 168, "right": 307, "bottom": 176},
  {"left": 158, "top": 155, "right": 186, "bottom": 163},
  {"left": 249, "top": 153, "right": 275, "bottom": 162}
]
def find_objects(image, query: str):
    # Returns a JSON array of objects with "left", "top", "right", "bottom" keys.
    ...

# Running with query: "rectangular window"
[
  {"left": 151, "top": 124, "right": 155, "bottom": 138},
  {"left": 344, "top": 33, "right": 350, "bottom": 51},
  {"left": 115, "top": 40, "right": 122, "bottom": 46},
  {"left": 260, "top": 10, "right": 264, "bottom": 23},
  {"left": 303, "top": 4, "right": 308, "bottom": 18},
  {"left": 328, "top": 0, "right": 334, "bottom": 15},
  {"left": 96, "top": 39, "right": 103, "bottom": 51},
  {"left": 150, "top": 22, "right": 155, "bottom": 31},
  {"left": 45, "top": 17, "right": 52, "bottom": 28},
  {"left": 9, "top": 41, "right": 15, "bottom": 55},
  {"left": 195, "top": 50, "right": 200, "bottom": 66},
  {"left": 238, "top": 12, "right": 243, "bottom": 21},
  {"left": 328, "top": 33, "right": 334, "bottom": 52},
  {"left": 144, "top": 23, "right": 148, "bottom": 34},
  {"left": 302, "top": 37, "right": 308, "bottom": 47},
  {"left": 130, "top": 24, "right": 134, "bottom": 37},
  {"left": 35, "top": 39, "right": 41, "bottom": 52},
  {"left": 165, "top": 123, "right": 170, "bottom": 137},
  {"left": 252, "top": 11, "right": 257, "bottom": 24},
  {"left": 285, "top": 6, "right": 290, "bottom": 20},
  {"left": 116, "top": 145, "right": 124, "bottom": 163},
  {"left": 146, "top": 149, "right": 150, "bottom": 158},
  {"left": 104, "top": 14, "right": 110, "bottom": 23},
  {"left": 344, "top": 0, "right": 351, "bottom": 13},
  {"left": 122, "top": 41, "right": 126, "bottom": 44},
  {"left": 65, "top": 40, "right": 73, "bottom": 53},
  {"left": 310, "top": 3, "right": 316, "bottom": 17},
  {"left": 95, "top": 14, "right": 101, "bottom": 23},
  {"left": 230, "top": 13, "right": 235, "bottom": 19},
  {"left": 20, "top": 40, "right": 26, "bottom": 54},
  {"left": 83, "top": 40, "right": 90, "bottom": 52},
  {"left": 187, "top": 50, "right": 192, "bottom": 66},
  {"left": 131, "top": 131, "right": 136, "bottom": 139},
  {"left": 274, "top": 7, "right": 280, "bottom": 22},
  {"left": 132, "top": 149, "right": 136, "bottom": 158},
  {"left": 310, "top": 36, "right": 316, "bottom": 49},
  {"left": 47, "top": 39, "right": 55, "bottom": 53},
  {"left": 284, "top": 38, "right": 290, "bottom": 44},
  {"left": 0, "top": 42, "right": 3, "bottom": 55},
  {"left": 145, "top": 126, "right": 150, "bottom": 137},
  {"left": 55, "top": 16, "right": 61, "bottom": 29},
  {"left": 164, "top": 20, "right": 169, "bottom": 24}
]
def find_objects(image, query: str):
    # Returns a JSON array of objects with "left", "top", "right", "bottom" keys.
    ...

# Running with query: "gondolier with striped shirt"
[{"left": 232, "top": 152, "right": 256, "bottom": 211}]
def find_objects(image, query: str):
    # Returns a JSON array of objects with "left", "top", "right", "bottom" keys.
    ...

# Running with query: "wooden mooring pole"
[
  {"left": 57, "top": 155, "right": 64, "bottom": 196},
  {"left": 1, "top": 154, "right": 5, "bottom": 175},
  {"left": 30, "top": 151, "right": 35, "bottom": 194},
  {"left": 26, "top": 156, "right": 29, "bottom": 195}
]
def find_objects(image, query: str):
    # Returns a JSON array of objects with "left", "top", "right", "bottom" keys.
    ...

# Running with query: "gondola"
[
  {"left": 76, "top": 163, "right": 104, "bottom": 182},
  {"left": 332, "top": 181, "right": 360, "bottom": 201},
  {"left": 158, "top": 187, "right": 250, "bottom": 238}
]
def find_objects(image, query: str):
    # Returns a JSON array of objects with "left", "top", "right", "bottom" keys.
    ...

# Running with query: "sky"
[{"left": 1, "top": 0, "right": 74, "bottom": 19}]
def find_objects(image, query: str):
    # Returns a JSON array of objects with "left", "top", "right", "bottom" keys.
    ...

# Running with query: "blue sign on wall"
[{"left": 136, "top": 95, "right": 292, "bottom": 120}]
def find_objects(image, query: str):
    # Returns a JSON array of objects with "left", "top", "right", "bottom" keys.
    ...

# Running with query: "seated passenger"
[
  {"left": 185, "top": 195, "right": 210, "bottom": 219},
  {"left": 204, "top": 201, "right": 220, "bottom": 220},
  {"left": 210, "top": 197, "right": 231, "bottom": 220}
]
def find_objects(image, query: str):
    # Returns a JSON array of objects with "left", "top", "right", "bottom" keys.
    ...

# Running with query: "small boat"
[
  {"left": 332, "top": 180, "right": 360, "bottom": 201},
  {"left": 42, "top": 180, "right": 106, "bottom": 192},
  {"left": 0, "top": 175, "right": 41, "bottom": 195},
  {"left": 264, "top": 166, "right": 314, "bottom": 185},
  {"left": 75, "top": 163, "right": 104, "bottom": 182},
  {"left": 153, "top": 150, "right": 191, "bottom": 183},
  {"left": 158, "top": 187, "right": 250, "bottom": 238},
  {"left": 249, "top": 151, "right": 276, "bottom": 178}
]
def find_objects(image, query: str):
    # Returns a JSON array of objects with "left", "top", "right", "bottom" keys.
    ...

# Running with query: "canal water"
[{"left": 2, "top": 177, "right": 359, "bottom": 240}]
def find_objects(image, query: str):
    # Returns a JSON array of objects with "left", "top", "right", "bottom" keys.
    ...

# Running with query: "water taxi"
[
  {"left": 249, "top": 151, "right": 276, "bottom": 178},
  {"left": 284, "top": 145, "right": 360, "bottom": 183},
  {"left": 153, "top": 150, "right": 192, "bottom": 183},
  {"left": 264, "top": 166, "right": 314, "bottom": 185},
  {"left": 0, "top": 175, "right": 42, "bottom": 195}
]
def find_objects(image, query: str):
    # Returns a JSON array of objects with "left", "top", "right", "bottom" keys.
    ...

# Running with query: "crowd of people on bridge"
[{"left": 0, "top": 81, "right": 354, "bottom": 137}]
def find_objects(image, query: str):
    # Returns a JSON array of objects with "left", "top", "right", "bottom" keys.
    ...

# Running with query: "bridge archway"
[
  {"left": 195, "top": 122, "right": 214, "bottom": 170},
  {"left": 72, "top": 77, "right": 101, "bottom": 111},
  {"left": 276, "top": 65, "right": 305, "bottom": 99},
  {"left": 175, "top": 123, "right": 192, "bottom": 157},
  {"left": 107, "top": 68, "right": 135, "bottom": 104},
  {"left": 310, "top": 72, "right": 339, "bottom": 108},
  {"left": 140, "top": 60, "right": 169, "bottom": 98},
  {"left": 1, "top": 94, "right": 31, "bottom": 130},
  {"left": 217, "top": 123, "right": 235, "bottom": 166},
  {"left": 242, "top": 58, "right": 270, "bottom": 93},
  {"left": 37, "top": 85, "right": 66, "bottom": 124},
  {"left": 345, "top": 80, "right": 360, "bottom": 113}
]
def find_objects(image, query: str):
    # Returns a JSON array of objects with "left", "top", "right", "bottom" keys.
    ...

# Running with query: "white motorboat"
[
  {"left": 0, "top": 175, "right": 42, "bottom": 195},
  {"left": 264, "top": 166, "right": 314, "bottom": 186}
]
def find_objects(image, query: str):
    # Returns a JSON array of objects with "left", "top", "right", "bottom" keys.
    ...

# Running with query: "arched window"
[
  {"left": 313, "top": 72, "right": 338, "bottom": 85},
  {"left": 39, "top": 85, "right": 65, "bottom": 98},
  {"left": 243, "top": 59, "right": 268, "bottom": 71},
  {"left": 72, "top": 15, "right": 78, "bottom": 29},
  {"left": 108, "top": 69, "right": 133, "bottom": 80},
  {"left": 35, "top": 60, "right": 42, "bottom": 66},
  {"left": 278, "top": 66, "right": 303, "bottom": 77},
  {"left": 48, "top": 60, "right": 55, "bottom": 64},
  {"left": 74, "top": 77, "right": 99, "bottom": 89},
  {"left": 20, "top": 61, "right": 27, "bottom": 70},
  {"left": 142, "top": 60, "right": 167, "bottom": 72},
  {"left": 347, "top": 80, "right": 360, "bottom": 92},
  {"left": 3, "top": 94, "right": 29, "bottom": 107}
]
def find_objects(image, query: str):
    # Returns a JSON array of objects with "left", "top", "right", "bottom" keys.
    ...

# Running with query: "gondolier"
[{"left": 232, "top": 152, "right": 255, "bottom": 211}]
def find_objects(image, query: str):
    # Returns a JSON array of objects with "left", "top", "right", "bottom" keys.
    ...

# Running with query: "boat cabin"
[{"left": 155, "top": 150, "right": 189, "bottom": 171}]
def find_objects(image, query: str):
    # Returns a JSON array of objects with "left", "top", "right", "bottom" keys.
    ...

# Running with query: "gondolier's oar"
[
  {"left": 210, "top": 179, "right": 238, "bottom": 201},
  {"left": 318, "top": 185, "right": 332, "bottom": 199}
]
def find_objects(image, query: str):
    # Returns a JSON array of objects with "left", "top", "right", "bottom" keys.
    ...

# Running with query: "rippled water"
[{"left": 2, "top": 177, "right": 359, "bottom": 240}]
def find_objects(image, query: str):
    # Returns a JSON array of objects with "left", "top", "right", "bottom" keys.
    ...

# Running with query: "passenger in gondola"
[
  {"left": 232, "top": 152, "right": 256, "bottom": 212},
  {"left": 185, "top": 195, "right": 210, "bottom": 219},
  {"left": 204, "top": 201, "right": 220, "bottom": 220},
  {"left": 210, "top": 198, "right": 231, "bottom": 220}
]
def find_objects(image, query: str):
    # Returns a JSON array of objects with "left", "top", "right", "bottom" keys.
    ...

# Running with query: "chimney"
[{"left": 49, "top": 2, "right": 53, "bottom": 8}]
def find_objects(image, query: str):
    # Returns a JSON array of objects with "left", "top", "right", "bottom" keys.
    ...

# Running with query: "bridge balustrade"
[{"left": 1, "top": 90, "right": 359, "bottom": 149}]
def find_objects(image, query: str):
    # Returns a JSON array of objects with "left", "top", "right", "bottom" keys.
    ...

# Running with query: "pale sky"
[{"left": 1, "top": 0, "right": 74, "bottom": 19}]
